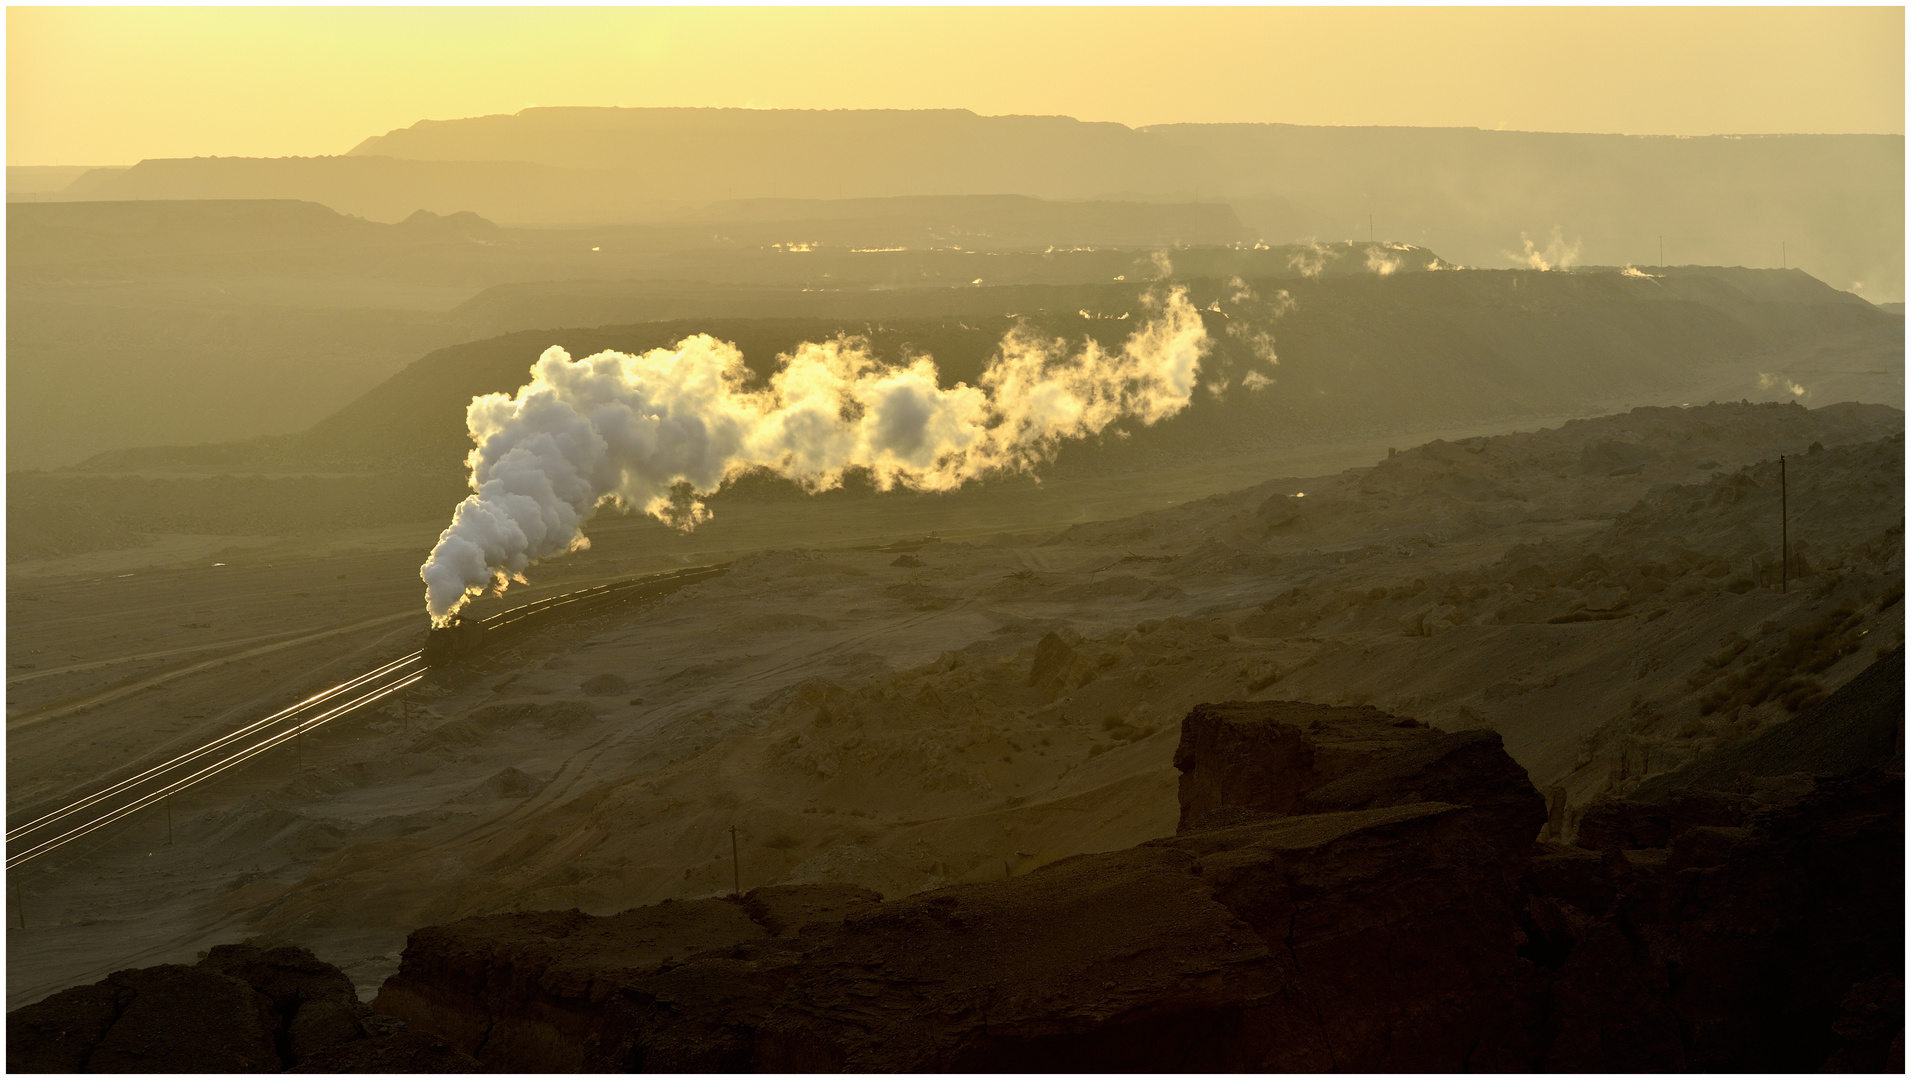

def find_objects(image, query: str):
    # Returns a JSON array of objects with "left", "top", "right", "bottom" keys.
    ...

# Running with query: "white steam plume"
[
  {"left": 420, "top": 289, "right": 1211, "bottom": 622},
  {"left": 1757, "top": 372, "right": 1808, "bottom": 399},
  {"left": 1507, "top": 226, "right": 1583, "bottom": 272},
  {"left": 1287, "top": 241, "right": 1331, "bottom": 279},
  {"left": 1364, "top": 247, "right": 1401, "bottom": 276}
]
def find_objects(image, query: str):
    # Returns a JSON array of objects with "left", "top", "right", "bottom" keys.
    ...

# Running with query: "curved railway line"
[{"left": 5, "top": 562, "right": 731, "bottom": 871}]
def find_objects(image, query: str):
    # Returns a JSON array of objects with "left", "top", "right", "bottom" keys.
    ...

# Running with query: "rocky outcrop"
[
  {"left": 1819, "top": 975, "right": 1906, "bottom": 1073},
  {"left": 1530, "top": 767, "right": 1904, "bottom": 1071},
  {"left": 1299, "top": 727, "right": 1546, "bottom": 869},
  {"left": 289, "top": 1031, "right": 482, "bottom": 1073},
  {"left": 1523, "top": 646, "right": 1907, "bottom": 1070},
  {"left": 198, "top": 942, "right": 369, "bottom": 1064},
  {"left": 17, "top": 696, "right": 1896, "bottom": 1072},
  {"left": 1026, "top": 631, "right": 1097, "bottom": 698},
  {"left": 1171, "top": 699, "right": 1546, "bottom": 868},
  {"left": 6, "top": 943, "right": 477, "bottom": 1073},
  {"left": 368, "top": 696, "right": 1899, "bottom": 1073},
  {"left": 1170, "top": 700, "right": 1439, "bottom": 828},
  {"left": 7, "top": 964, "right": 280, "bottom": 1073},
  {"left": 374, "top": 790, "right": 1545, "bottom": 1071}
]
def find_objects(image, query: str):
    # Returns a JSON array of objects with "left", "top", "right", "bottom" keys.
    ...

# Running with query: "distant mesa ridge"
[
  {"left": 30, "top": 107, "right": 1902, "bottom": 298},
  {"left": 7, "top": 194, "right": 1242, "bottom": 262},
  {"left": 7, "top": 106, "right": 1901, "bottom": 473},
  {"left": 7, "top": 199, "right": 502, "bottom": 260}
]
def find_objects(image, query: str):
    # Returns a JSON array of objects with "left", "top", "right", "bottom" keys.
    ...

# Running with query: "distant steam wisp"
[
  {"left": 1757, "top": 372, "right": 1809, "bottom": 399},
  {"left": 419, "top": 289, "right": 1211, "bottom": 622},
  {"left": 1508, "top": 227, "right": 1583, "bottom": 271},
  {"left": 1365, "top": 247, "right": 1401, "bottom": 276}
]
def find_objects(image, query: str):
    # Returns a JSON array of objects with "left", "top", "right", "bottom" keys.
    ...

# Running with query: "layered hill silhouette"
[
  {"left": 72, "top": 264, "right": 1898, "bottom": 478},
  {"left": 13, "top": 108, "right": 1900, "bottom": 469},
  {"left": 9, "top": 201, "right": 498, "bottom": 270},
  {"left": 45, "top": 108, "right": 1904, "bottom": 299},
  {"left": 7, "top": 196, "right": 1246, "bottom": 282},
  {"left": 1, "top": 196, "right": 1320, "bottom": 467}
]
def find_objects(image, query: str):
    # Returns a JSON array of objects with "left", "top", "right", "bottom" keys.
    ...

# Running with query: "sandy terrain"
[{"left": 5, "top": 400, "right": 1902, "bottom": 1008}]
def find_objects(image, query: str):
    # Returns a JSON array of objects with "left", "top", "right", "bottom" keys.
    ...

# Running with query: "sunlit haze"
[
  {"left": 6, "top": 6, "right": 1905, "bottom": 1056},
  {"left": 8, "top": 5, "right": 1905, "bottom": 165}
]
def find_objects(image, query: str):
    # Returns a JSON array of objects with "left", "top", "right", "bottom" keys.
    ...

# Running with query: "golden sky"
[{"left": 8, "top": 6, "right": 1905, "bottom": 165}]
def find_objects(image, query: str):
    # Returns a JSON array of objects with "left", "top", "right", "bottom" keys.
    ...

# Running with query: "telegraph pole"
[{"left": 1781, "top": 455, "right": 1788, "bottom": 593}]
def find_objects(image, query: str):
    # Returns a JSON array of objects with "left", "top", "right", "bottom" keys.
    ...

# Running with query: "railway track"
[{"left": 4, "top": 562, "right": 732, "bottom": 870}]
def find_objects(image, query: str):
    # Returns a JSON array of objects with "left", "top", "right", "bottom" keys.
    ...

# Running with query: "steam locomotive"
[{"left": 422, "top": 613, "right": 485, "bottom": 667}]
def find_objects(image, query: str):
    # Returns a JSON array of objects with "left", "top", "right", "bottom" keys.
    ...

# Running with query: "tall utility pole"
[{"left": 1781, "top": 455, "right": 1788, "bottom": 593}]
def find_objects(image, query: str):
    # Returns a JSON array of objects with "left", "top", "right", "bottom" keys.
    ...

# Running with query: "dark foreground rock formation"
[
  {"left": 1542, "top": 645, "right": 1906, "bottom": 1072},
  {"left": 11, "top": 672, "right": 1901, "bottom": 1072},
  {"left": 6, "top": 943, "right": 477, "bottom": 1073},
  {"left": 365, "top": 695, "right": 1899, "bottom": 1072},
  {"left": 1532, "top": 767, "right": 1902, "bottom": 1071},
  {"left": 374, "top": 800, "right": 1541, "bottom": 1071}
]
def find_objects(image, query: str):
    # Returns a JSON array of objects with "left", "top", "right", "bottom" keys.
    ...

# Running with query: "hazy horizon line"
[{"left": 11, "top": 106, "right": 1905, "bottom": 170}]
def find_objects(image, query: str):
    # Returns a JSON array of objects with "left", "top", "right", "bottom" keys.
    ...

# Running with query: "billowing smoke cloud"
[
  {"left": 1220, "top": 277, "right": 1287, "bottom": 392},
  {"left": 420, "top": 289, "right": 1211, "bottom": 622},
  {"left": 1757, "top": 372, "right": 1809, "bottom": 399},
  {"left": 1507, "top": 227, "right": 1583, "bottom": 271},
  {"left": 1365, "top": 247, "right": 1401, "bottom": 276},
  {"left": 1226, "top": 322, "right": 1281, "bottom": 367},
  {"left": 1287, "top": 241, "right": 1331, "bottom": 279}
]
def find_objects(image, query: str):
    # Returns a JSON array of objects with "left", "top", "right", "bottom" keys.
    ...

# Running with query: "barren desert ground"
[{"left": 7, "top": 391, "right": 1901, "bottom": 1007}]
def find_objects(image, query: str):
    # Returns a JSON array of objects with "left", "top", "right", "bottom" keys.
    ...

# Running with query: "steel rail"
[
  {"left": 6, "top": 652, "right": 423, "bottom": 843},
  {"left": 6, "top": 670, "right": 424, "bottom": 869},
  {"left": 7, "top": 562, "right": 734, "bottom": 871}
]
